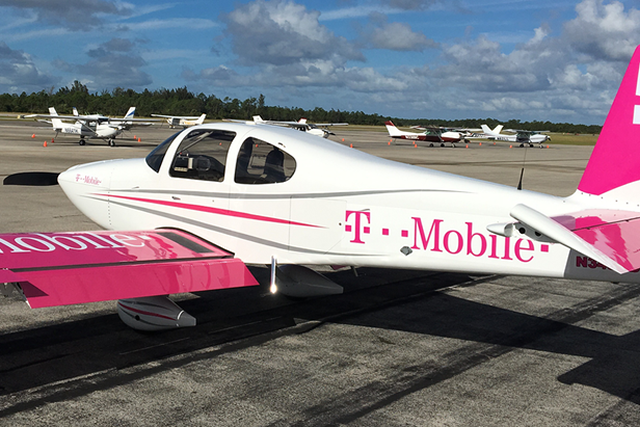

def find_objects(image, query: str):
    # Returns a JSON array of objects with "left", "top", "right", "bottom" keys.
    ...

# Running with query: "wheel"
[
  {"left": 440, "top": 143, "right": 445, "bottom": 147},
  {"left": 109, "top": 139, "right": 116, "bottom": 147},
  {"left": 429, "top": 143, "right": 434, "bottom": 147},
  {"left": 519, "top": 143, "right": 524, "bottom": 148},
  {"left": 79, "top": 139, "right": 86, "bottom": 146}
]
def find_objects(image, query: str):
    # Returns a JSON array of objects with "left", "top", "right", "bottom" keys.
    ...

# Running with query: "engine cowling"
[{"left": 117, "top": 295, "right": 196, "bottom": 331}]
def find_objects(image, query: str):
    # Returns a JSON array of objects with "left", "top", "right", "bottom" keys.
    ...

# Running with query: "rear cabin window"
[
  {"left": 234, "top": 138, "right": 296, "bottom": 184},
  {"left": 169, "top": 129, "right": 235, "bottom": 182}
]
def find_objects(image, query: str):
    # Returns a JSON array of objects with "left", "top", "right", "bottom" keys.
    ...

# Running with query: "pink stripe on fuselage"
[{"left": 105, "top": 193, "right": 321, "bottom": 228}]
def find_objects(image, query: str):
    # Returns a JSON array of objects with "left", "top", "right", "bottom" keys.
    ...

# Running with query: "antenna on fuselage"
[
  {"left": 517, "top": 168, "right": 525, "bottom": 190},
  {"left": 516, "top": 143, "right": 530, "bottom": 190}
]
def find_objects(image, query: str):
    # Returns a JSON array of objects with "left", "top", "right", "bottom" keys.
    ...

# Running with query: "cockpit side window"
[
  {"left": 234, "top": 137, "right": 296, "bottom": 184},
  {"left": 169, "top": 129, "right": 235, "bottom": 182},
  {"left": 145, "top": 131, "right": 181, "bottom": 173}
]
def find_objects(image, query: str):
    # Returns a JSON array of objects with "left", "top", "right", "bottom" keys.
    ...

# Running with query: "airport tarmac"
[{"left": 2, "top": 121, "right": 640, "bottom": 426}]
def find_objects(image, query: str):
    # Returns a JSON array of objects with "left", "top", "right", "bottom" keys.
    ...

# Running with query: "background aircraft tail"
[
  {"left": 124, "top": 107, "right": 135, "bottom": 120},
  {"left": 385, "top": 121, "right": 404, "bottom": 137},
  {"left": 577, "top": 45, "right": 640, "bottom": 202},
  {"left": 481, "top": 124, "right": 502, "bottom": 136},
  {"left": 48, "top": 107, "right": 64, "bottom": 130},
  {"left": 196, "top": 114, "right": 206, "bottom": 125}
]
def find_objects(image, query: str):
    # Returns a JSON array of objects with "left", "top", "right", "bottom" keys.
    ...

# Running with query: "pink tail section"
[{"left": 578, "top": 46, "right": 640, "bottom": 196}]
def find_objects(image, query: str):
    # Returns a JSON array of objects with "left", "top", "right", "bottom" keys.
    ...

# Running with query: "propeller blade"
[{"left": 4, "top": 172, "right": 60, "bottom": 186}]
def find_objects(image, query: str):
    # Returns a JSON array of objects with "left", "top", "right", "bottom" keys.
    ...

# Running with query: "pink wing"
[{"left": 0, "top": 229, "right": 258, "bottom": 308}]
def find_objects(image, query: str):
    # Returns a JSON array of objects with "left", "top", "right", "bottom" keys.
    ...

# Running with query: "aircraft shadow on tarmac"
[{"left": 1, "top": 267, "right": 640, "bottom": 416}]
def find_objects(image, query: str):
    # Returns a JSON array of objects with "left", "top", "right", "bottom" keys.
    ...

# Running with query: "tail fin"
[
  {"left": 578, "top": 45, "right": 640, "bottom": 200},
  {"left": 196, "top": 113, "right": 206, "bottom": 125},
  {"left": 481, "top": 124, "right": 502, "bottom": 136},
  {"left": 72, "top": 107, "right": 79, "bottom": 116},
  {"left": 385, "top": 121, "right": 402, "bottom": 137},
  {"left": 253, "top": 115, "right": 265, "bottom": 123},
  {"left": 298, "top": 118, "right": 307, "bottom": 124},
  {"left": 48, "top": 107, "right": 64, "bottom": 130},
  {"left": 124, "top": 107, "right": 135, "bottom": 120}
]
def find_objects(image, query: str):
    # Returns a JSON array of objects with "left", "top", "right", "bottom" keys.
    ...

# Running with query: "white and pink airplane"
[{"left": 4, "top": 47, "right": 640, "bottom": 332}]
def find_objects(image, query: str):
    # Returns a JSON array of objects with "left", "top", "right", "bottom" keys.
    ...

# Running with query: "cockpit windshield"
[{"left": 145, "top": 131, "right": 181, "bottom": 172}]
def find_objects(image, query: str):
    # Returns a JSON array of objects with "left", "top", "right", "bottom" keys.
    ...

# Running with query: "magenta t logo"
[{"left": 345, "top": 210, "right": 370, "bottom": 244}]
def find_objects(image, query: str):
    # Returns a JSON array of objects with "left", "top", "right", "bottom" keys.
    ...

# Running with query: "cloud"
[
  {"left": 380, "top": 0, "right": 440, "bottom": 11},
  {"left": 122, "top": 17, "right": 217, "bottom": 31},
  {"left": 0, "top": 0, "right": 132, "bottom": 31},
  {"left": 56, "top": 38, "right": 151, "bottom": 89},
  {"left": 182, "top": 65, "right": 240, "bottom": 83},
  {"left": 0, "top": 41, "right": 57, "bottom": 91},
  {"left": 361, "top": 12, "right": 438, "bottom": 51},
  {"left": 389, "top": 0, "right": 640, "bottom": 124},
  {"left": 220, "top": 0, "right": 364, "bottom": 67},
  {"left": 563, "top": 0, "right": 640, "bottom": 61}
]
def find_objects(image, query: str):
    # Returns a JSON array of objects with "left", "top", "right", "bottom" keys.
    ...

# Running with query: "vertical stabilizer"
[
  {"left": 124, "top": 107, "right": 135, "bottom": 120},
  {"left": 578, "top": 46, "right": 640, "bottom": 200},
  {"left": 481, "top": 124, "right": 493, "bottom": 135},
  {"left": 196, "top": 114, "right": 206, "bottom": 125},
  {"left": 48, "top": 107, "right": 64, "bottom": 130},
  {"left": 385, "top": 121, "right": 403, "bottom": 137}
]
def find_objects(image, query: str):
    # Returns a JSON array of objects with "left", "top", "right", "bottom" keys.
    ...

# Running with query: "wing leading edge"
[{"left": 0, "top": 229, "right": 258, "bottom": 308}]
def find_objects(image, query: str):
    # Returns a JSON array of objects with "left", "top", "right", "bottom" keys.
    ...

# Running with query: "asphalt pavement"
[{"left": 2, "top": 121, "right": 639, "bottom": 426}]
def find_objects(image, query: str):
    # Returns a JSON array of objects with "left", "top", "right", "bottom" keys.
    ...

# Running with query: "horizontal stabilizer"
[
  {"left": 488, "top": 204, "right": 640, "bottom": 274},
  {"left": 0, "top": 229, "right": 258, "bottom": 308}
]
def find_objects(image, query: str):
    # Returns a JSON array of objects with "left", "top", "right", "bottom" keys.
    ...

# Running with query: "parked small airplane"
[
  {"left": 385, "top": 121, "right": 465, "bottom": 146},
  {"left": 151, "top": 113, "right": 207, "bottom": 128},
  {"left": 21, "top": 107, "right": 155, "bottom": 146},
  {"left": 72, "top": 107, "right": 156, "bottom": 130},
  {"left": 227, "top": 116, "right": 348, "bottom": 138},
  {"left": 4, "top": 45, "right": 640, "bottom": 332},
  {"left": 481, "top": 124, "right": 550, "bottom": 147}
]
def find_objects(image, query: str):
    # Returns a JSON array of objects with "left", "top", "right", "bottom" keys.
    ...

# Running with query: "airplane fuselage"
[
  {"left": 488, "top": 134, "right": 549, "bottom": 143},
  {"left": 55, "top": 122, "right": 120, "bottom": 140},
  {"left": 56, "top": 123, "right": 639, "bottom": 286}
]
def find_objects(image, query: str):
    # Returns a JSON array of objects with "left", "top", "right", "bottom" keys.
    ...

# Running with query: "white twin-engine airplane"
[
  {"left": 22, "top": 107, "right": 153, "bottom": 146},
  {"left": 151, "top": 113, "right": 207, "bottom": 128},
  {"left": 4, "top": 46, "right": 640, "bottom": 332},
  {"left": 480, "top": 124, "right": 551, "bottom": 147}
]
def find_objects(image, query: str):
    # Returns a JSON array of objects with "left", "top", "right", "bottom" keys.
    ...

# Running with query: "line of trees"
[{"left": 0, "top": 80, "right": 602, "bottom": 134}]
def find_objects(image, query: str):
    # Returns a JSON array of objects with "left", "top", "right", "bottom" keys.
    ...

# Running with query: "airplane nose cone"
[{"left": 58, "top": 160, "right": 114, "bottom": 228}]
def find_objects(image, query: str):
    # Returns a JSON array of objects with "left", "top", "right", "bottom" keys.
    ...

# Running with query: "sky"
[{"left": 0, "top": 0, "right": 638, "bottom": 125}]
